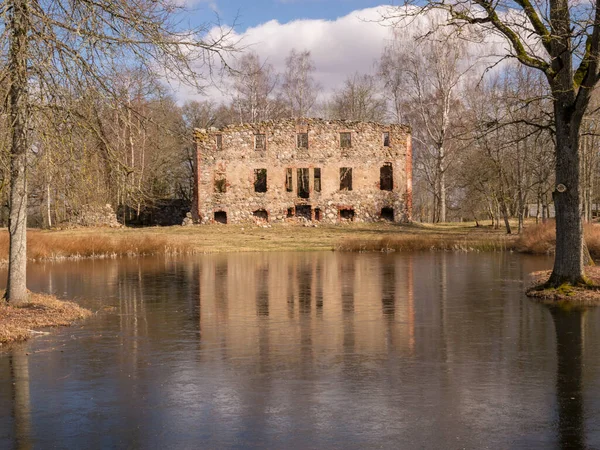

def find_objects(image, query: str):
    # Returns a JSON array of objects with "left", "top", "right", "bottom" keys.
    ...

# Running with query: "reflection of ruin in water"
[
  {"left": 4, "top": 253, "right": 581, "bottom": 448},
  {"left": 196, "top": 253, "right": 416, "bottom": 362}
]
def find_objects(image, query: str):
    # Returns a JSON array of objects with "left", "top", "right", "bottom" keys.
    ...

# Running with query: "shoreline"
[
  {"left": 526, "top": 267, "right": 600, "bottom": 306},
  {"left": 0, "top": 221, "right": 525, "bottom": 263},
  {"left": 0, "top": 292, "right": 92, "bottom": 345}
]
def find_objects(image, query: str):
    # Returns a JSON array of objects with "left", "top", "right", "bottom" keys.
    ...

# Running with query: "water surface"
[{"left": 1, "top": 252, "right": 598, "bottom": 449}]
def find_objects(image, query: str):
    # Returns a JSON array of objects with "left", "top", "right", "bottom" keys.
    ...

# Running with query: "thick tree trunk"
[
  {"left": 5, "top": 0, "right": 30, "bottom": 305},
  {"left": 548, "top": 110, "right": 585, "bottom": 286}
]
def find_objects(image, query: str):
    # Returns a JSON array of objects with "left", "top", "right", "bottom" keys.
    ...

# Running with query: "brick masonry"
[{"left": 193, "top": 118, "right": 412, "bottom": 224}]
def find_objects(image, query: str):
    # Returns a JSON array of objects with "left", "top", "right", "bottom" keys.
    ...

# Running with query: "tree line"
[{"left": 2, "top": 9, "right": 600, "bottom": 236}]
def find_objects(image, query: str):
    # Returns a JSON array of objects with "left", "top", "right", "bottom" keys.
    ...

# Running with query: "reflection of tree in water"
[
  {"left": 381, "top": 262, "right": 396, "bottom": 317},
  {"left": 10, "top": 349, "right": 32, "bottom": 450},
  {"left": 550, "top": 307, "right": 585, "bottom": 449},
  {"left": 340, "top": 258, "right": 355, "bottom": 314},
  {"left": 215, "top": 259, "right": 229, "bottom": 320},
  {"left": 297, "top": 257, "right": 314, "bottom": 375},
  {"left": 287, "top": 264, "right": 296, "bottom": 319},
  {"left": 340, "top": 258, "right": 355, "bottom": 356},
  {"left": 255, "top": 262, "right": 269, "bottom": 317},
  {"left": 297, "top": 262, "right": 312, "bottom": 316},
  {"left": 315, "top": 259, "right": 323, "bottom": 315}
]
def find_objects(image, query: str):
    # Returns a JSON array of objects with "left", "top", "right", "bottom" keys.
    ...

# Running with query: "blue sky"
[{"left": 195, "top": 0, "right": 390, "bottom": 31}]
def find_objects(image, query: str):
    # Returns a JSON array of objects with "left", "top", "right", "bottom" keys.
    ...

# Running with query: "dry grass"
[
  {"left": 336, "top": 234, "right": 513, "bottom": 252},
  {"left": 585, "top": 223, "right": 600, "bottom": 258},
  {"left": 26, "top": 232, "right": 186, "bottom": 260},
  {"left": 516, "top": 221, "right": 557, "bottom": 255},
  {"left": 516, "top": 220, "right": 600, "bottom": 259},
  {"left": 335, "top": 221, "right": 517, "bottom": 252},
  {"left": 0, "top": 220, "right": 534, "bottom": 263},
  {"left": 0, "top": 292, "right": 91, "bottom": 344},
  {"left": 0, "top": 229, "right": 192, "bottom": 263}
]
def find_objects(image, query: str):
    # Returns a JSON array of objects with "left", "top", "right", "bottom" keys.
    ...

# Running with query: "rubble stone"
[{"left": 75, "top": 204, "right": 121, "bottom": 228}]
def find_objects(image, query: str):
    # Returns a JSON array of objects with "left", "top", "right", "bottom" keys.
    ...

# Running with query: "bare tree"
[
  {"left": 581, "top": 90, "right": 600, "bottom": 223},
  {"left": 328, "top": 73, "right": 387, "bottom": 122},
  {"left": 379, "top": 31, "right": 470, "bottom": 222},
  {"left": 388, "top": 0, "right": 600, "bottom": 287},
  {"left": 230, "top": 52, "right": 284, "bottom": 123},
  {"left": 2, "top": 0, "right": 234, "bottom": 304},
  {"left": 281, "top": 49, "right": 321, "bottom": 118},
  {"left": 457, "top": 65, "right": 554, "bottom": 233}
]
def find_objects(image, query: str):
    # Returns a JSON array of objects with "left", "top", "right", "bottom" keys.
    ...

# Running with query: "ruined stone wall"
[{"left": 194, "top": 118, "right": 412, "bottom": 224}]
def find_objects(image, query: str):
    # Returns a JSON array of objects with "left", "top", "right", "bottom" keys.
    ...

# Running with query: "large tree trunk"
[
  {"left": 545, "top": 0, "right": 588, "bottom": 287},
  {"left": 5, "top": 0, "right": 30, "bottom": 305},
  {"left": 548, "top": 109, "right": 585, "bottom": 286}
]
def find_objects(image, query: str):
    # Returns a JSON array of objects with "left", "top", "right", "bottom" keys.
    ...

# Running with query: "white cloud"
[
  {"left": 174, "top": 5, "right": 516, "bottom": 105},
  {"left": 176, "top": 6, "right": 397, "bottom": 103},
  {"left": 170, "top": 0, "right": 217, "bottom": 9}
]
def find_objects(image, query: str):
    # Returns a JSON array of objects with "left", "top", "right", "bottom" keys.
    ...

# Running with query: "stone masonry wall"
[{"left": 193, "top": 118, "right": 412, "bottom": 224}]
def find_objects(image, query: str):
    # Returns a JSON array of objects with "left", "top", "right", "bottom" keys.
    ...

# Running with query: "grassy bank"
[
  {"left": 0, "top": 221, "right": 520, "bottom": 261},
  {"left": 527, "top": 267, "right": 600, "bottom": 305},
  {"left": 0, "top": 292, "right": 91, "bottom": 344},
  {"left": 336, "top": 223, "right": 514, "bottom": 252},
  {"left": 0, "top": 220, "right": 589, "bottom": 262}
]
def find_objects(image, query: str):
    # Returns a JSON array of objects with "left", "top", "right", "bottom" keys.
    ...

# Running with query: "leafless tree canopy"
[
  {"left": 1, "top": 0, "right": 236, "bottom": 303},
  {"left": 281, "top": 49, "right": 321, "bottom": 118},
  {"left": 327, "top": 73, "right": 387, "bottom": 122},
  {"left": 385, "top": 0, "right": 600, "bottom": 286}
]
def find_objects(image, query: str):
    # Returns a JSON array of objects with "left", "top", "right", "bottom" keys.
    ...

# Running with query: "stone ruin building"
[{"left": 193, "top": 118, "right": 412, "bottom": 224}]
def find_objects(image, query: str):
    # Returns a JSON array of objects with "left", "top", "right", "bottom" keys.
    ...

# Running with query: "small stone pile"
[
  {"left": 182, "top": 212, "right": 194, "bottom": 226},
  {"left": 75, "top": 204, "right": 122, "bottom": 228}
]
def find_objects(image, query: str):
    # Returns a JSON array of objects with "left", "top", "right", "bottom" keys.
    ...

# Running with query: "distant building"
[
  {"left": 193, "top": 118, "right": 412, "bottom": 224},
  {"left": 527, "top": 204, "right": 555, "bottom": 218}
]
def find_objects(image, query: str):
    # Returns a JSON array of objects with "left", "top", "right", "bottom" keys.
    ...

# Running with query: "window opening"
[
  {"left": 297, "top": 168, "right": 310, "bottom": 198},
  {"left": 296, "top": 205, "right": 312, "bottom": 220},
  {"left": 214, "top": 211, "right": 227, "bottom": 224},
  {"left": 216, "top": 134, "right": 223, "bottom": 150},
  {"left": 383, "top": 132, "right": 390, "bottom": 147},
  {"left": 340, "top": 167, "right": 353, "bottom": 191},
  {"left": 380, "top": 163, "right": 393, "bottom": 191},
  {"left": 297, "top": 132, "right": 308, "bottom": 149},
  {"left": 254, "top": 168, "right": 267, "bottom": 193},
  {"left": 340, "top": 132, "right": 352, "bottom": 148},
  {"left": 314, "top": 168, "right": 321, "bottom": 192},
  {"left": 255, "top": 134, "right": 266, "bottom": 150},
  {"left": 253, "top": 209, "right": 269, "bottom": 221},
  {"left": 381, "top": 207, "right": 394, "bottom": 221},
  {"left": 314, "top": 208, "right": 322, "bottom": 221},
  {"left": 339, "top": 208, "right": 355, "bottom": 221},
  {"left": 286, "top": 168, "right": 293, "bottom": 192}
]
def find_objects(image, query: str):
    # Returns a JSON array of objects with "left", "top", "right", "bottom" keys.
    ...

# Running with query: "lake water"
[{"left": 1, "top": 251, "right": 599, "bottom": 449}]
